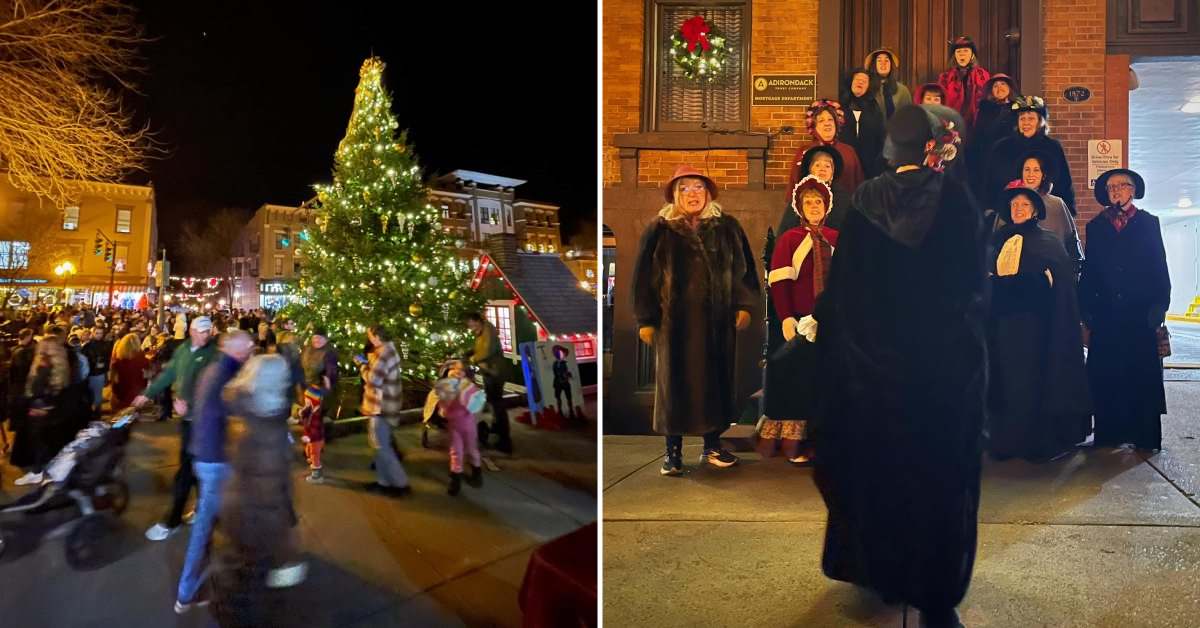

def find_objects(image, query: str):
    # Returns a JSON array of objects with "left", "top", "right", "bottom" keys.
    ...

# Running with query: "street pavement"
[
  {"left": 603, "top": 383, "right": 1200, "bottom": 628},
  {"left": 0, "top": 402, "right": 597, "bottom": 628}
]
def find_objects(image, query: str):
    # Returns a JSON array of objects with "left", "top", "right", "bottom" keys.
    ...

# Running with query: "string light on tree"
[{"left": 280, "top": 56, "right": 484, "bottom": 382}]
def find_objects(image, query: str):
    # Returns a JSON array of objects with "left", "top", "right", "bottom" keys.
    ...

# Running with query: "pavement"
[
  {"left": 0, "top": 400, "right": 597, "bottom": 628},
  {"left": 1165, "top": 320, "right": 1200, "bottom": 367},
  {"left": 603, "top": 383, "right": 1200, "bottom": 628}
]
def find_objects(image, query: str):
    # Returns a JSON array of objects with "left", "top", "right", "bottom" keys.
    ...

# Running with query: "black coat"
[
  {"left": 839, "top": 94, "right": 887, "bottom": 179},
  {"left": 1078, "top": 208, "right": 1170, "bottom": 449},
  {"left": 987, "top": 222, "right": 1091, "bottom": 461},
  {"left": 760, "top": 231, "right": 819, "bottom": 421},
  {"left": 632, "top": 212, "right": 760, "bottom": 435},
  {"left": 812, "top": 169, "right": 987, "bottom": 610},
  {"left": 966, "top": 99, "right": 1015, "bottom": 200},
  {"left": 985, "top": 132, "right": 1075, "bottom": 215}
]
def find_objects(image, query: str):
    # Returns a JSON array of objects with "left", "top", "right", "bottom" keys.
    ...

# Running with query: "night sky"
[{"left": 127, "top": 1, "right": 596, "bottom": 270}]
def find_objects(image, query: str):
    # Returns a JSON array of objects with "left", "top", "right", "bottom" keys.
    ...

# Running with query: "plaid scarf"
[{"left": 1106, "top": 203, "right": 1137, "bottom": 232}]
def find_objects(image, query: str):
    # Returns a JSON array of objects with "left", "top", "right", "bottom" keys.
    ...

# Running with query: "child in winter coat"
[{"left": 432, "top": 360, "right": 487, "bottom": 496}]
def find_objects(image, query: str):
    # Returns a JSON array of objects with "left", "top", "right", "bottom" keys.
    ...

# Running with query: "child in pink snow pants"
[{"left": 433, "top": 360, "right": 487, "bottom": 496}]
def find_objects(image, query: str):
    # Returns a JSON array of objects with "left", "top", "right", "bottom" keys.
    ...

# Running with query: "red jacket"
[
  {"left": 937, "top": 65, "right": 990, "bottom": 130},
  {"left": 768, "top": 226, "right": 839, "bottom": 320}
]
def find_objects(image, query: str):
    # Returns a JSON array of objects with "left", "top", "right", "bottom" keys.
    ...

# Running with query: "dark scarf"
[
  {"left": 804, "top": 218, "right": 833, "bottom": 298},
  {"left": 1105, "top": 203, "right": 1137, "bottom": 232}
]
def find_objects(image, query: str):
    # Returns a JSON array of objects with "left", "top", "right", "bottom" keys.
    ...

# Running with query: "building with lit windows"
[
  {"left": 230, "top": 203, "right": 314, "bottom": 310},
  {"left": 0, "top": 177, "right": 157, "bottom": 309},
  {"left": 428, "top": 170, "right": 563, "bottom": 254}
]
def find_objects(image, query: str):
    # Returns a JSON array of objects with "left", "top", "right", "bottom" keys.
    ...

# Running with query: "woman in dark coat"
[
  {"left": 779, "top": 145, "right": 851, "bottom": 233},
  {"left": 839, "top": 68, "right": 886, "bottom": 179},
  {"left": 985, "top": 95, "right": 1076, "bottom": 216},
  {"left": 1078, "top": 168, "right": 1170, "bottom": 451},
  {"left": 967, "top": 73, "right": 1019, "bottom": 198},
  {"left": 864, "top": 48, "right": 911, "bottom": 120},
  {"left": 812, "top": 105, "right": 986, "bottom": 628},
  {"left": 211, "top": 354, "right": 304, "bottom": 627},
  {"left": 987, "top": 187, "right": 1091, "bottom": 461},
  {"left": 633, "top": 165, "right": 760, "bottom": 475},
  {"left": 788, "top": 100, "right": 866, "bottom": 194}
]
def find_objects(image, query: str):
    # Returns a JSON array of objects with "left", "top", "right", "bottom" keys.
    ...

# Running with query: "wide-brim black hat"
[
  {"left": 1094, "top": 168, "right": 1146, "bottom": 206},
  {"left": 798, "top": 145, "right": 844, "bottom": 181},
  {"left": 1001, "top": 186, "right": 1047, "bottom": 223}
]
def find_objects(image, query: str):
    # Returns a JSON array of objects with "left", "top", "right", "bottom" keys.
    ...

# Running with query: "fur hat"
[
  {"left": 797, "top": 145, "right": 844, "bottom": 182},
  {"left": 664, "top": 164, "right": 718, "bottom": 202},
  {"left": 1000, "top": 186, "right": 1047, "bottom": 223},
  {"left": 791, "top": 175, "right": 833, "bottom": 220},
  {"left": 1094, "top": 168, "right": 1146, "bottom": 207}
]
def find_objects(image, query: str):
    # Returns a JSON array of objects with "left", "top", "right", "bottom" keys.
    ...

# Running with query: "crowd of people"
[
  {"left": 0, "top": 301, "right": 514, "bottom": 622},
  {"left": 632, "top": 35, "right": 1169, "bottom": 628}
]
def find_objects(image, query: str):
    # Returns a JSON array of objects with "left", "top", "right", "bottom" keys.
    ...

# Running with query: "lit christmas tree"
[{"left": 286, "top": 57, "right": 484, "bottom": 385}]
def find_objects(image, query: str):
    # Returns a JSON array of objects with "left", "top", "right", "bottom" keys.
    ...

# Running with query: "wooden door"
[{"left": 837, "top": 0, "right": 1024, "bottom": 95}]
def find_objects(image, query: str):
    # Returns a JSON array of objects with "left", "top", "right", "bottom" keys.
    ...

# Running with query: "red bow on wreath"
[{"left": 681, "top": 16, "right": 712, "bottom": 53}]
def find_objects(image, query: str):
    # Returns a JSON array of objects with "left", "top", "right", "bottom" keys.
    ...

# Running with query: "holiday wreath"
[{"left": 669, "top": 15, "right": 730, "bottom": 83}]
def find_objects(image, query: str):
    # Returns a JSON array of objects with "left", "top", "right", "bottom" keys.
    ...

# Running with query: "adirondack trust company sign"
[{"left": 752, "top": 74, "right": 816, "bottom": 106}]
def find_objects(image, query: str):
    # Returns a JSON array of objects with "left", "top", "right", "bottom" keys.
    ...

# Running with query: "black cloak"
[
  {"left": 812, "top": 168, "right": 987, "bottom": 611},
  {"left": 632, "top": 213, "right": 760, "bottom": 435},
  {"left": 986, "top": 221, "right": 1092, "bottom": 461},
  {"left": 966, "top": 98, "right": 1016, "bottom": 199},
  {"left": 840, "top": 78, "right": 887, "bottom": 179},
  {"left": 1078, "top": 208, "right": 1170, "bottom": 449},
  {"left": 985, "top": 131, "right": 1075, "bottom": 215}
]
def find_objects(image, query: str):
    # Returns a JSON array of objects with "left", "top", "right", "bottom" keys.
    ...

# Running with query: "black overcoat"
[
  {"left": 632, "top": 213, "right": 760, "bottom": 435},
  {"left": 986, "top": 222, "right": 1092, "bottom": 461},
  {"left": 984, "top": 132, "right": 1075, "bottom": 215},
  {"left": 1078, "top": 208, "right": 1170, "bottom": 449},
  {"left": 839, "top": 91, "right": 887, "bottom": 179},
  {"left": 812, "top": 169, "right": 987, "bottom": 610},
  {"left": 966, "top": 99, "right": 1015, "bottom": 200}
]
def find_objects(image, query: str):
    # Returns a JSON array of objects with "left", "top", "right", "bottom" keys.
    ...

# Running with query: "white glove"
[
  {"left": 781, "top": 317, "right": 798, "bottom": 341},
  {"left": 796, "top": 315, "right": 818, "bottom": 342}
]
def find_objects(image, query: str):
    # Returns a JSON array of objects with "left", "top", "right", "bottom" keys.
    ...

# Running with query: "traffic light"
[
  {"left": 104, "top": 244, "right": 114, "bottom": 264},
  {"left": 94, "top": 235, "right": 103, "bottom": 256}
]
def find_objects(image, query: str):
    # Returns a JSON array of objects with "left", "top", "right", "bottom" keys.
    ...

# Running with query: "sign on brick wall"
[
  {"left": 1087, "top": 140, "right": 1123, "bottom": 190},
  {"left": 752, "top": 74, "right": 816, "bottom": 106}
]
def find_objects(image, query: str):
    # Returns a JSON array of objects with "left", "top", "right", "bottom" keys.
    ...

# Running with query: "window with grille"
[
  {"left": 0, "top": 241, "right": 30, "bottom": 269},
  {"left": 484, "top": 304, "right": 514, "bottom": 353},
  {"left": 114, "top": 244, "right": 129, "bottom": 272},
  {"left": 647, "top": 1, "right": 749, "bottom": 131},
  {"left": 63, "top": 206, "right": 80, "bottom": 230},
  {"left": 116, "top": 206, "right": 132, "bottom": 233}
]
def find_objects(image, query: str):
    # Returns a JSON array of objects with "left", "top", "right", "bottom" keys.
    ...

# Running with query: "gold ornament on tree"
[
  {"left": 381, "top": 213, "right": 390, "bottom": 233},
  {"left": 409, "top": 302, "right": 423, "bottom": 317}
]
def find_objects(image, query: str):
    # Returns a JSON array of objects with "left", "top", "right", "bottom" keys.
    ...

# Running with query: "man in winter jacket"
[
  {"left": 81, "top": 326, "right": 113, "bottom": 417},
  {"left": 172, "top": 329, "right": 255, "bottom": 614},
  {"left": 133, "top": 316, "right": 219, "bottom": 541}
]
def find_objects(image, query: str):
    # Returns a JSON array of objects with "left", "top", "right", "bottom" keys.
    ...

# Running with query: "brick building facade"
[{"left": 603, "top": 0, "right": 1196, "bottom": 434}]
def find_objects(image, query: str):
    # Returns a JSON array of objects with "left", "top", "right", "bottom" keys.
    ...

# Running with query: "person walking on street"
[
  {"left": 172, "top": 329, "right": 255, "bottom": 614},
  {"left": 81, "top": 326, "right": 113, "bottom": 418},
  {"left": 467, "top": 312, "right": 513, "bottom": 454},
  {"left": 358, "top": 324, "right": 410, "bottom": 496},
  {"left": 133, "top": 316, "right": 219, "bottom": 541}
]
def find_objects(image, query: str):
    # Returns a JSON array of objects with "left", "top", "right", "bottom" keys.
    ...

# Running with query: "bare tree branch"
[
  {"left": 0, "top": 0, "right": 160, "bottom": 205},
  {"left": 175, "top": 208, "right": 247, "bottom": 276}
]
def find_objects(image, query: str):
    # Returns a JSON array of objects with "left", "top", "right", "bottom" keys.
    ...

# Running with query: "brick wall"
[
  {"left": 602, "top": 0, "right": 643, "bottom": 186},
  {"left": 602, "top": 0, "right": 821, "bottom": 189},
  {"left": 1042, "top": 0, "right": 1109, "bottom": 226}
]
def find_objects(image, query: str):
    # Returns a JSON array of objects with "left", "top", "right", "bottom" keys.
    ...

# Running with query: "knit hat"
[{"left": 791, "top": 175, "right": 833, "bottom": 220}]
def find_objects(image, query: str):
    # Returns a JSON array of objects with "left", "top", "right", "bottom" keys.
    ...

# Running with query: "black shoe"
[
  {"left": 660, "top": 446, "right": 683, "bottom": 476},
  {"left": 919, "top": 607, "right": 962, "bottom": 628},
  {"left": 466, "top": 465, "right": 483, "bottom": 488},
  {"left": 365, "top": 482, "right": 410, "bottom": 498},
  {"left": 447, "top": 473, "right": 462, "bottom": 496},
  {"left": 700, "top": 448, "right": 739, "bottom": 468},
  {"left": 495, "top": 439, "right": 513, "bottom": 455}
]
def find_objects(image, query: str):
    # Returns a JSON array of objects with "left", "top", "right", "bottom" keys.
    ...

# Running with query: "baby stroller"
[{"left": 0, "top": 410, "right": 135, "bottom": 567}]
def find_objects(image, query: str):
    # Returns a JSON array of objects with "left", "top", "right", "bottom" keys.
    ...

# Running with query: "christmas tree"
[{"left": 286, "top": 57, "right": 484, "bottom": 385}]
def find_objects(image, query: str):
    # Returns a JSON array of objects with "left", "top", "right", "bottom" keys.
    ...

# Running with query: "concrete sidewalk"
[
  {"left": 603, "top": 383, "right": 1200, "bottom": 628},
  {"left": 0, "top": 401, "right": 597, "bottom": 628}
]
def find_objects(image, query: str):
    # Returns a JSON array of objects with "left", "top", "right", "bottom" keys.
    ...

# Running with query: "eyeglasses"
[
  {"left": 678, "top": 184, "right": 707, "bottom": 195},
  {"left": 1106, "top": 183, "right": 1134, "bottom": 193}
]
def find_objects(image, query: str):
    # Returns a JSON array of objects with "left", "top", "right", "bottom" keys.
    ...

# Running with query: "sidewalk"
[
  {"left": 0, "top": 399, "right": 597, "bottom": 628},
  {"left": 603, "top": 383, "right": 1200, "bottom": 627}
]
